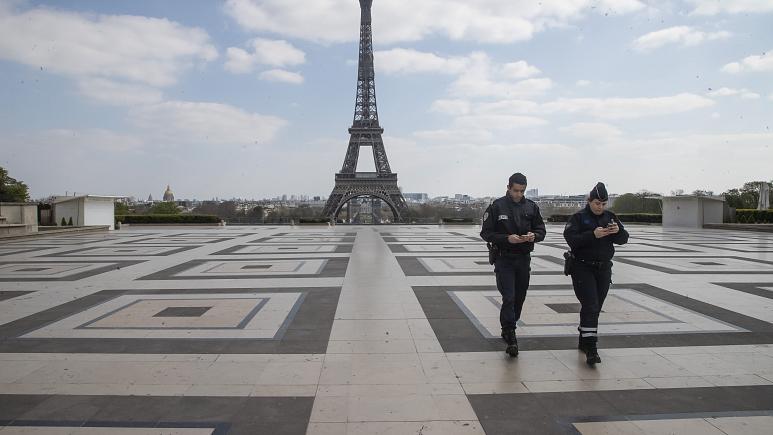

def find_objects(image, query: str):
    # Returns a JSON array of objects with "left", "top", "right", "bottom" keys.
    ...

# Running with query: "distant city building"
[
  {"left": 163, "top": 185, "right": 175, "bottom": 202},
  {"left": 147, "top": 194, "right": 153, "bottom": 202},
  {"left": 526, "top": 188, "right": 539, "bottom": 198},
  {"left": 404, "top": 193, "right": 429, "bottom": 203}
]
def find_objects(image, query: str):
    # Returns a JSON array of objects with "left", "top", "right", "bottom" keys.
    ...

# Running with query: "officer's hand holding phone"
[
  {"left": 593, "top": 227, "right": 610, "bottom": 238},
  {"left": 524, "top": 232, "right": 536, "bottom": 242},
  {"left": 507, "top": 234, "right": 525, "bottom": 244},
  {"left": 607, "top": 222, "right": 619, "bottom": 234}
]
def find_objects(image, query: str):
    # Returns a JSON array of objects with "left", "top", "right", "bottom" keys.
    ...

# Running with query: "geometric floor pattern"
[{"left": 1, "top": 225, "right": 772, "bottom": 434}]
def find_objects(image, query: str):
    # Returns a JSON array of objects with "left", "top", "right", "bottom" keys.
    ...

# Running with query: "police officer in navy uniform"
[
  {"left": 481, "top": 173, "right": 546, "bottom": 357},
  {"left": 563, "top": 182, "right": 629, "bottom": 365}
]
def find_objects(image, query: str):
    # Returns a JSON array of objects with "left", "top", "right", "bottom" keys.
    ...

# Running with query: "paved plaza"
[{"left": 1, "top": 225, "right": 772, "bottom": 434}]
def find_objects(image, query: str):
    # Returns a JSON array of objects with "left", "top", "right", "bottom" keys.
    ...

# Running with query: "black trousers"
[
  {"left": 494, "top": 254, "right": 531, "bottom": 330},
  {"left": 570, "top": 261, "right": 612, "bottom": 342}
]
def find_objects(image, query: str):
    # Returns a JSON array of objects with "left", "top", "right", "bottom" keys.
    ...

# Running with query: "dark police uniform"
[
  {"left": 563, "top": 203, "right": 629, "bottom": 362},
  {"left": 480, "top": 195, "right": 546, "bottom": 335}
]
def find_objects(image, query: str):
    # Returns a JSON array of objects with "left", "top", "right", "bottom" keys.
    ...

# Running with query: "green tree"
[
  {"left": 114, "top": 202, "right": 130, "bottom": 215},
  {"left": 611, "top": 192, "right": 662, "bottom": 214},
  {"left": 723, "top": 181, "right": 773, "bottom": 209},
  {"left": 67, "top": 217, "right": 73, "bottom": 226},
  {"left": 0, "top": 167, "right": 30, "bottom": 202},
  {"left": 60, "top": 217, "right": 67, "bottom": 226},
  {"left": 149, "top": 201, "right": 180, "bottom": 214}
]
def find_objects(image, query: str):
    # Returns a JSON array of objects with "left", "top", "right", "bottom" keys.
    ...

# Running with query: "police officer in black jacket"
[
  {"left": 563, "top": 182, "right": 629, "bottom": 365},
  {"left": 480, "top": 173, "right": 546, "bottom": 357}
]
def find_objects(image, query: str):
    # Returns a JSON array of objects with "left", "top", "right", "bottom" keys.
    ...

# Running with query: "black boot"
[
  {"left": 579, "top": 337, "right": 601, "bottom": 365},
  {"left": 501, "top": 328, "right": 518, "bottom": 357}
]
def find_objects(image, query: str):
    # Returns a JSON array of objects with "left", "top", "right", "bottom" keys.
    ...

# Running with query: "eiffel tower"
[{"left": 322, "top": 0, "right": 408, "bottom": 223}]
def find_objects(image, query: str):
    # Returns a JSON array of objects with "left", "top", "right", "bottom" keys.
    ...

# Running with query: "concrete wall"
[
  {"left": 84, "top": 198, "right": 115, "bottom": 230},
  {"left": 55, "top": 197, "right": 115, "bottom": 230},
  {"left": 703, "top": 199, "right": 724, "bottom": 225},
  {"left": 663, "top": 197, "right": 724, "bottom": 228},
  {"left": 0, "top": 202, "right": 38, "bottom": 232},
  {"left": 54, "top": 199, "right": 84, "bottom": 226}
]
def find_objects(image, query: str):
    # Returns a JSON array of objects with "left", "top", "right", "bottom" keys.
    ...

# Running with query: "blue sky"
[{"left": 1, "top": 0, "right": 771, "bottom": 200}]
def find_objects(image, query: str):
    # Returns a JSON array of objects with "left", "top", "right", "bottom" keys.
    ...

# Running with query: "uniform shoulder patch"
[{"left": 483, "top": 211, "right": 489, "bottom": 221}]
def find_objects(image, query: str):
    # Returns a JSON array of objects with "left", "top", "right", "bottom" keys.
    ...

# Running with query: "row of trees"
[
  {"left": 0, "top": 167, "right": 30, "bottom": 202},
  {"left": 722, "top": 181, "right": 773, "bottom": 209},
  {"left": 611, "top": 192, "right": 662, "bottom": 214}
]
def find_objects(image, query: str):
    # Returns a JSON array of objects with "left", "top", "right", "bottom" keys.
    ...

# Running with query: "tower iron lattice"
[{"left": 321, "top": 0, "right": 408, "bottom": 223}]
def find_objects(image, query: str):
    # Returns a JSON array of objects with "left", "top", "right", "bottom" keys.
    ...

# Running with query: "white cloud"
[
  {"left": 374, "top": 49, "right": 468, "bottom": 75},
  {"left": 576, "top": 80, "right": 592, "bottom": 87},
  {"left": 633, "top": 26, "right": 731, "bottom": 51},
  {"left": 455, "top": 114, "right": 548, "bottom": 130},
  {"left": 412, "top": 129, "right": 493, "bottom": 143},
  {"left": 500, "top": 61, "right": 541, "bottom": 79},
  {"left": 452, "top": 75, "right": 553, "bottom": 99},
  {"left": 259, "top": 69, "right": 304, "bottom": 84},
  {"left": 430, "top": 99, "right": 472, "bottom": 116},
  {"left": 0, "top": 5, "right": 217, "bottom": 87},
  {"left": 707, "top": 87, "right": 743, "bottom": 97},
  {"left": 25, "top": 128, "right": 146, "bottom": 153},
  {"left": 707, "top": 87, "right": 760, "bottom": 99},
  {"left": 77, "top": 78, "right": 163, "bottom": 106},
  {"left": 688, "top": 0, "right": 773, "bottom": 15},
  {"left": 224, "top": 38, "right": 305, "bottom": 74},
  {"left": 449, "top": 53, "right": 551, "bottom": 98},
  {"left": 541, "top": 93, "right": 715, "bottom": 119},
  {"left": 721, "top": 49, "right": 773, "bottom": 73},
  {"left": 376, "top": 50, "right": 550, "bottom": 99},
  {"left": 130, "top": 101, "right": 287, "bottom": 145},
  {"left": 769, "top": 93, "right": 773, "bottom": 101},
  {"left": 224, "top": 0, "right": 644, "bottom": 45},
  {"left": 560, "top": 122, "right": 623, "bottom": 140}
]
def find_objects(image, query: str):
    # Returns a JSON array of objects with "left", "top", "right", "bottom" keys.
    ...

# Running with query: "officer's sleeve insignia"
[{"left": 483, "top": 211, "right": 489, "bottom": 221}]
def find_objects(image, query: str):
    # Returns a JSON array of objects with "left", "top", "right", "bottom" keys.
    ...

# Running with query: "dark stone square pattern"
[
  {"left": 542, "top": 242, "right": 697, "bottom": 253},
  {"left": 213, "top": 244, "right": 354, "bottom": 254},
  {"left": 545, "top": 303, "right": 582, "bottom": 313},
  {"left": 162, "top": 232, "right": 255, "bottom": 238},
  {"left": 45, "top": 245, "right": 198, "bottom": 257},
  {"left": 0, "top": 246, "right": 60, "bottom": 256},
  {"left": 154, "top": 306, "right": 212, "bottom": 317},
  {"left": 0, "top": 395, "right": 314, "bottom": 435},
  {"left": 119, "top": 236, "right": 235, "bottom": 245},
  {"left": 413, "top": 284, "right": 773, "bottom": 353},
  {"left": 248, "top": 235, "right": 356, "bottom": 243},
  {"left": 138, "top": 257, "right": 349, "bottom": 280},
  {"left": 468, "top": 386, "right": 773, "bottom": 435},
  {"left": 241, "top": 264, "right": 271, "bottom": 269},
  {"left": 614, "top": 255, "right": 773, "bottom": 274},
  {"left": 0, "top": 291, "right": 34, "bottom": 302},
  {"left": 382, "top": 236, "right": 480, "bottom": 242},
  {"left": 271, "top": 232, "right": 356, "bottom": 237},
  {"left": 397, "top": 255, "right": 564, "bottom": 276},
  {"left": 713, "top": 282, "right": 773, "bottom": 300},
  {"left": 388, "top": 243, "right": 487, "bottom": 253},
  {"left": 0, "top": 287, "right": 341, "bottom": 354},
  {"left": 682, "top": 241, "right": 773, "bottom": 253},
  {"left": 0, "top": 260, "right": 145, "bottom": 282},
  {"left": 17, "top": 267, "right": 48, "bottom": 272}
]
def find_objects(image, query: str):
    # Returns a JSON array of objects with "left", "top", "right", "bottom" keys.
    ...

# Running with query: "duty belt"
[
  {"left": 500, "top": 250, "right": 530, "bottom": 257},
  {"left": 575, "top": 258, "right": 609, "bottom": 268}
]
